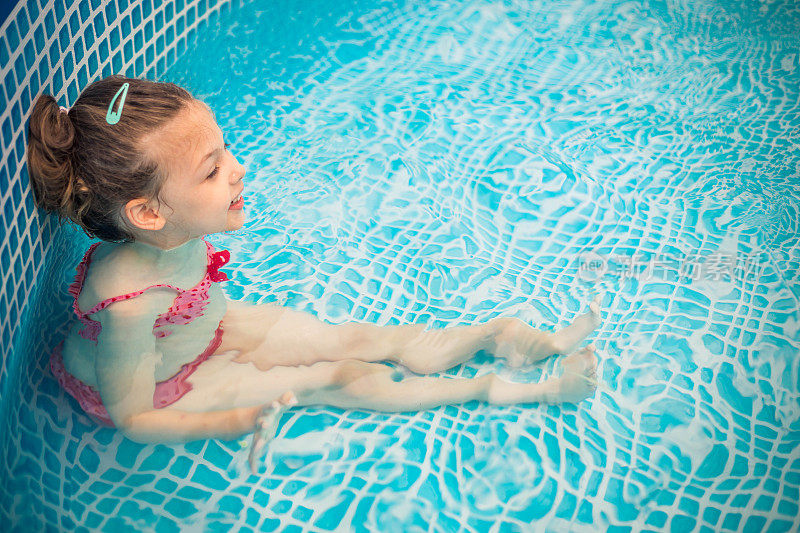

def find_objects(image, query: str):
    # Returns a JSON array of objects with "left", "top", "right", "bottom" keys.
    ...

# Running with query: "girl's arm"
[
  {"left": 125, "top": 406, "right": 262, "bottom": 444},
  {"left": 95, "top": 294, "right": 264, "bottom": 444}
]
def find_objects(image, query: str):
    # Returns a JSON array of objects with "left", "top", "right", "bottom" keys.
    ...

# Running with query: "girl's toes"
[
  {"left": 589, "top": 296, "right": 602, "bottom": 320},
  {"left": 588, "top": 300, "right": 602, "bottom": 328}
]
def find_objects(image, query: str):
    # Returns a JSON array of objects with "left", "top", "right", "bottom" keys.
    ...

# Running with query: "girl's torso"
[{"left": 60, "top": 237, "right": 228, "bottom": 387}]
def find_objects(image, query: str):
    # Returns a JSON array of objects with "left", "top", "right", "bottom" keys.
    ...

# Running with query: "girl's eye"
[{"left": 206, "top": 143, "right": 232, "bottom": 180}]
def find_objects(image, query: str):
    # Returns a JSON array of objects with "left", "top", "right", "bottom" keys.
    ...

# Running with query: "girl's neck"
[{"left": 125, "top": 236, "right": 202, "bottom": 270}]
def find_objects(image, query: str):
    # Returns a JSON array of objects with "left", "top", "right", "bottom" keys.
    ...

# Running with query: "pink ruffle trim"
[
  {"left": 70, "top": 239, "right": 230, "bottom": 341},
  {"left": 49, "top": 338, "right": 114, "bottom": 427},
  {"left": 68, "top": 243, "right": 102, "bottom": 341}
]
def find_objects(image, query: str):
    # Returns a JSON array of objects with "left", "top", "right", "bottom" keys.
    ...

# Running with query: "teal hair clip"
[{"left": 106, "top": 82, "right": 130, "bottom": 125}]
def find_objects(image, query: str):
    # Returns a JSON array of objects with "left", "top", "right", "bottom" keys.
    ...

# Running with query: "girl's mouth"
[{"left": 229, "top": 193, "right": 244, "bottom": 210}]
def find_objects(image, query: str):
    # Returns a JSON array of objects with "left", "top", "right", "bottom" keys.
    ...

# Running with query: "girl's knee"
[
  {"left": 335, "top": 360, "right": 394, "bottom": 393},
  {"left": 400, "top": 358, "right": 441, "bottom": 375}
]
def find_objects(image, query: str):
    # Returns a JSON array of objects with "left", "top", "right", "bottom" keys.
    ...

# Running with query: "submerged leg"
[
  {"left": 391, "top": 321, "right": 498, "bottom": 375},
  {"left": 489, "top": 345, "right": 599, "bottom": 404},
  {"left": 390, "top": 297, "right": 602, "bottom": 373},
  {"left": 222, "top": 297, "right": 600, "bottom": 376},
  {"left": 300, "top": 345, "right": 599, "bottom": 411}
]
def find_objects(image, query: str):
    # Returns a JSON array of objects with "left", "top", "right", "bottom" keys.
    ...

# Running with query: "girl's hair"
[{"left": 26, "top": 74, "right": 196, "bottom": 242}]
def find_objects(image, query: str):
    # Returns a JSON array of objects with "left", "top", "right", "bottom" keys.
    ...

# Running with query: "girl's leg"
[
  {"left": 489, "top": 297, "right": 602, "bottom": 369},
  {"left": 217, "top": 299, "right": 496, "bottom": 371},
  {"left": 304, "top": 345, "right": 599, "bottom": 411},
  {"left": 218, "top": 297, "right": 600, "bottom": 375},
  {"left": 172, "top": 345, "right": 597, "bottom": 416},
  {"left": 396, "top": 297, "right": 602, "bottom": 374},
  {"left": 215, "top": 299, "right": 408, "bottom": 370}
]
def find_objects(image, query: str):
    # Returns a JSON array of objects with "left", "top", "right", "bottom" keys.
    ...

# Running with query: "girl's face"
[{"left": 152, "top": 101, "right": 247, "bottom": 238}]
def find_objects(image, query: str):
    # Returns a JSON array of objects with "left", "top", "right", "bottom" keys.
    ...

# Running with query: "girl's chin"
[{"left": 226, "top": 212, "right": 246, "bottom": 229}]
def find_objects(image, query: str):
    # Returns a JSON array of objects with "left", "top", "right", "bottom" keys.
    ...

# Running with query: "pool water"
[{"left": 5, "top": 0, "right": 800, "bottom": 530}]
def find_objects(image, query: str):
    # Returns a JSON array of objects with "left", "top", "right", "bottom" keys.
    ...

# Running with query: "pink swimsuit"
[{"left": 49, "top": 237, "right": 231, "bottom": 427}]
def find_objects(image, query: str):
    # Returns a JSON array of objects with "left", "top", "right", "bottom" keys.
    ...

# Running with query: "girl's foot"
[
  {"left": 487, "top": 345, "right": 599, "bottom": 405},
  {"left": 492, "top": 296, "right": 602, "bottom": 367},
  {"left": 552, "top": 295, "right": 602, "bottom": 353},
  {"left": 553, "top": 344, "right": 598, "bottom": 403}
]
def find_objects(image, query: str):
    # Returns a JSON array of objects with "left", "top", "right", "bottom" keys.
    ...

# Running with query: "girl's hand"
[
  {"left": 269, "top": 391, "right": 299, "bottom": 411},
  {"left": 248, "top": 391, "right": 298, "bottom": 474}
]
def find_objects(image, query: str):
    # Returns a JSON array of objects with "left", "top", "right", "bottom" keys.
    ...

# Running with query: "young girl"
[{"left": 27, "top": 75, "right": 601, "bottom": 445}]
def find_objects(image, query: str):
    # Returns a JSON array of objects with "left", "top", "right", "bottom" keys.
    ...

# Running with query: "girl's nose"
[{"left": 233, "top": 161, "right": 246, "bottom": 182}]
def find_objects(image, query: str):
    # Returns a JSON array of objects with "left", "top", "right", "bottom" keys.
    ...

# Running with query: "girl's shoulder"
[{"left": 77, "top": 241, "right": 203, "bottom": 316}]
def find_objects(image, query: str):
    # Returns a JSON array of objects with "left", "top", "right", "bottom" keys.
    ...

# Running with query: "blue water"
[{"left": 6, "top": 0, "right": 800, "bottom": 530}]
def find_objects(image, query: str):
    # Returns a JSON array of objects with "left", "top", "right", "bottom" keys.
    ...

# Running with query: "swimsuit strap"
[
  {"left": 70, "top": 239, "right": 219, "bottom": 316},
  {"left": 67, "top": 242, "right": 101, "bottom": 316},
  {"left": 81, "top": 282, "right": 186, "bottom": 317},
  {"left": 68, "top": 242, "right": 183, "bottom": 317},
  {"left": 69, "top": 238, "right": 230, "bottom": 341}
]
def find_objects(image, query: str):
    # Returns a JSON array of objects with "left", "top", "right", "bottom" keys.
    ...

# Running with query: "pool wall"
[{"left": 0, "top": 0, "right": 235, "bottom": 527}]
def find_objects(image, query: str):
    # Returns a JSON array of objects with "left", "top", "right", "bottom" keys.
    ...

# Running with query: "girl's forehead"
[
  {"left": 174, "top": 103, "right": 219, "bottom": 144},
  {"left": 147, "top": 103, "right": 220, "bottom": 183},
  {"left": 178, "top": 102, "right": 219, "bottom": 145}
]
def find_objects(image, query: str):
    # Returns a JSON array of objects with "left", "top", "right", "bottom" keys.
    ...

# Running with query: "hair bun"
[
  {"left": 26, "top": 94, "right": 78, "bottom": 214},
  {"left": 50, "top": 101, "right": 75, "bottom": 152}
]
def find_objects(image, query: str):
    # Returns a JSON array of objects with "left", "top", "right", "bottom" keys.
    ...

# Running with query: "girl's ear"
[{"left": 123, "top": 198, "right": 166, "bottom": 231}]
